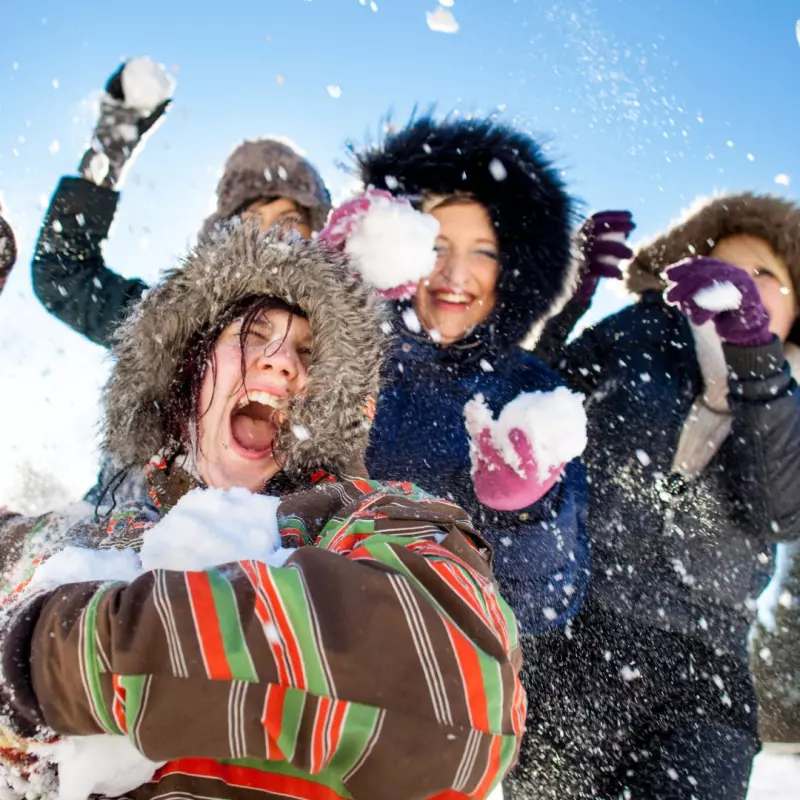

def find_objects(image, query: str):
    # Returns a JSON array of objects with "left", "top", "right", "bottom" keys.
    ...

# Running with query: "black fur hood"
[{"left": 352, "top": 114, "right": 578, "bottom": 348}]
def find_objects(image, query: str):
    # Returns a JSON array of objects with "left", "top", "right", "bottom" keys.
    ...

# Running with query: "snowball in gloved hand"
[
  {"left": 320, "top": 191, "right": 440, "bottom": 299},
  {"left": 465, "top": 387, "right": 587, "bottom": 512}
]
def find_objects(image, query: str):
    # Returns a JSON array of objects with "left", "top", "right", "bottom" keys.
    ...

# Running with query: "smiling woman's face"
[
  {"left": 195, "top": 307, "right": 312, "bottom": 491},
  {"left": 413, "top": 200, "right": 500, "bottom": 344}
]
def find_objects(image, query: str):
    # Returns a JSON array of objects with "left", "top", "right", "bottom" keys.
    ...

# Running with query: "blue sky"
[{"left": 1, "top": 0, "right": 800, "bottom": 501}]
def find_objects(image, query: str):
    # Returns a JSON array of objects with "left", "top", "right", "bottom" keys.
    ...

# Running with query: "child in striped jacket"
[{"left": 0, "top": 223, "right": 524, "bottom": 800}]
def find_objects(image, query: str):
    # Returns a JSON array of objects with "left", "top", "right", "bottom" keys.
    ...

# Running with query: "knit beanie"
[{"left": 199, "top": 139, "right": 332, "bottom": 238}]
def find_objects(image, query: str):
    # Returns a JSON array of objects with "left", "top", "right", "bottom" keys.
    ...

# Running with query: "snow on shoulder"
[
  {"left": 693, "top": 280, "right": 743, "bottom": 313},
  {"left": 465, "top": 387, "right": 587, "bottom": 477}
]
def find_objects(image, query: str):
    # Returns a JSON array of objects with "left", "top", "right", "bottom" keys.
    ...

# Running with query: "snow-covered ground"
[{"left": 747, "top": 750, "right": 800, "bottom": 799}]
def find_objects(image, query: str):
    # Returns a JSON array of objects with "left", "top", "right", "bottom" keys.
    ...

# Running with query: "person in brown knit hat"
[
  {"left": 521, "top": 191, "right": 800, "bottom": 799},
  {"left": 32, "top": 57, "right": 332, "bottom": 351}
]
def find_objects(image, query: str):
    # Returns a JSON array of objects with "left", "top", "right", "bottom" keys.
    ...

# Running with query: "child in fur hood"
[
  {"left": 31, "top": 57, "right": 333, "bottom": 515},
  {"left": 0, "top": 223, "right": 524, "bottom": 800},
  {"left": 522, "top": 192, "right": 800, "bottom": 800}
]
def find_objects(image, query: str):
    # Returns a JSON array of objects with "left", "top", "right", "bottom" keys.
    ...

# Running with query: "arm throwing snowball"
[
  {"left": 535, "top": 210, "right": 635, "bottom": 364},
  {"left": 465, "top": 388, "right": 588, "bottom": 512},
  {"left": 31, "top": 57, "right": 174, "bottom": 348},
  {"left": 78, "top": 58, "right": 174, "bottom": 191}
]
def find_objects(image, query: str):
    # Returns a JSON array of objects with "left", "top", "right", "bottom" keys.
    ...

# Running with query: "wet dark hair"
[{"left": 163, "top": 294, "right": 307, "bottom": 459}]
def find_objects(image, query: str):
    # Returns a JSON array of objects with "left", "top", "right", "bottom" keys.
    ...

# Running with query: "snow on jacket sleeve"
[
  {"left": 722, "top": 336, "right": 800, "bottom": 542},
  {"left": 32, "top": 177, "right": 148, "bottom": 348},
  {"left": 2, "top": 481, "right": 525, "bottom": 800}
]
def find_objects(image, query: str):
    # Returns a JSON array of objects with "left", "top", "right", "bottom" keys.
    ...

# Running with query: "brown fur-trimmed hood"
[
  {"left": 627, "top": 193, "right": 800, "bottom": 315},
  {"left": 103, "top": 222, "right": 386, "bottom": 477}
]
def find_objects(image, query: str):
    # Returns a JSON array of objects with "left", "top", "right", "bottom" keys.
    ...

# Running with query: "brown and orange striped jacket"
[{"left": 0, "top": 469, "right": 525, "bottom": 800}]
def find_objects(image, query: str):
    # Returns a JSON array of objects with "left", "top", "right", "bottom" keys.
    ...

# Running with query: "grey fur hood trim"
[
  {"left": 104, "top": 222, "right": 386, "bottom": 476},
  {"left": 199, "top": 139, "right": 332, "bottom": 238},
  {"left": 627, "top": 192, "right": 800, "bottom": 307}
]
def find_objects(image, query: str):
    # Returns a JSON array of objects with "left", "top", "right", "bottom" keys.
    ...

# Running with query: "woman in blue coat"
[{"left": 351, "top": 116, "right": 590, "bottom": 640}]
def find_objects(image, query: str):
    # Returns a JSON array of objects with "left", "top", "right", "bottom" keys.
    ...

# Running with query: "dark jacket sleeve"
[
  {"left": 32, "top": 177, "right": 148, "bottom": 348},
  {"left": 534, "top": 296, "right": 591, "bottom": 367},
  {"left": 478, "top": 459, "right": 590, "bottom": 637},
  {"left": 722, "top": 336, "right": 800, "bottom": 541}
]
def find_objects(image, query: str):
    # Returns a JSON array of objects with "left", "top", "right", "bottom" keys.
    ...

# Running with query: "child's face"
[{"left": 711, "top": 234, "right": 797, "bottom": 342}]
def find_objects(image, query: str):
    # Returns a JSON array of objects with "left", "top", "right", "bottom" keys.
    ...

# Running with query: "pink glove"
[
  {"left": 318, "top": 190, "right": 437, "bottom": 300},
  {"left": 470, "top": 428, "right": 565, "bottom": 512},
  {"left": 466, "top": 389, "right": 587, "bottom": 512}
]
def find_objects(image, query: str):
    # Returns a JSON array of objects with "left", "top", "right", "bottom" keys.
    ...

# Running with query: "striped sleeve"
[{"left": 27, "top": 482, "right": 524, "bottom": 800}]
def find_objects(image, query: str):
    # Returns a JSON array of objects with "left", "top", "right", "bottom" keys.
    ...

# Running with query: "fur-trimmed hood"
[
  {"left": 627, "top": 192, "right": 800, "bottom": 344},
  {"left": 352, "top": 114, "right": 577, "bottom": 348},
  {"left": 103, "top": 222, "right": 385, "bottom": 477}
]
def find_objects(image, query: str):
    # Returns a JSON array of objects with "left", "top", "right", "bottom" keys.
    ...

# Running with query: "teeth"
[
  {"left": 436, "top": 292, "right": 471, "bottom": 304},
  {"left": 237, "top": 391, "right": 285, "bottom": 410}
]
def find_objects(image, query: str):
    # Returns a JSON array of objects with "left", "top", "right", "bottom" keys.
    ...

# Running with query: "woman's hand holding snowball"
[
  {"left": 465, "top": 388, "right": 588, "bottom": 512},
  {"left": 666, "top": 257, "right": 773, "bottom": 346}
]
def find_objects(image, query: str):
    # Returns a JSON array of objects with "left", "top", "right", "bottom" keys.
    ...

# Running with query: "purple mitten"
[
  {"left": 665, "top": 257, "right": 772, "bottom": 346},
  {"left": 574, "top": 210, "right": 636, "bottom": 305}
]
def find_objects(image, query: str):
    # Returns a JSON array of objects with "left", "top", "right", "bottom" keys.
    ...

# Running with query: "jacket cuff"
[
  {"left": 0, "top": 593, "right": 52, "bottom": 739},
  {"left": 724, "top": 336, "right": 792, "bottom": 401}
]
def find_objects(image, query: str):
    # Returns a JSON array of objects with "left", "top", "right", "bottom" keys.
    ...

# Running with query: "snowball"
[
  {"left": 465, "top": 387, "right": 587, "bottom": 478},
  {"left": 345, "top": 196, "right": 440, "bottom": 291},
  {"left": 48, "top": 139, "right": 60, "bottom": 154},
  {"left": 488, "top": 158, "right": 507, "bottom": 181},
  {"left": 120, "top": 58, "right": 174, "bottom": 114},
  {"left": 693, "top": 280, "right": 742, "bottom": 313},
  {"left": 401, "top": 307, "right": 422, "bottom": 333},
  {"left": 29, "top": 546, "right": 142, "bottom": 592},
  {"left": 326, "top": 84, "right": 342, "bottom": 99},
  {"left": 426, "top": 7, "right": 459, "bottom": 34},
  {"left": 33, "top": 735, "right": 163, "bottom": 800},
  {"left": 619, "top": 665, "right": 641, "bottom": 681},
  {"left": 291, "top": 424, "right": 310, "bottom": 441},
  {"left": 139, "top": 487, "right": 283, "bottom": 571},
  {"left": 85, "top": 151, "right": 110, "bottom": 185},
  {"left": 775, "top": 173, "right": 791, "bottom": 187}
]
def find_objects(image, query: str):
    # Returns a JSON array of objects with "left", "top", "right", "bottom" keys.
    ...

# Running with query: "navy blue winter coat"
[{"left": 367, "top": 314, "right": 590, "bottom": 636}]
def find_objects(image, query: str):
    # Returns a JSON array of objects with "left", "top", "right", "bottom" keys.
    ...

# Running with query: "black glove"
[{"left": 79, "top": 57, "right": 175, "bottom": 189}]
